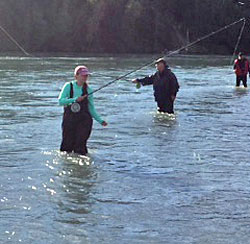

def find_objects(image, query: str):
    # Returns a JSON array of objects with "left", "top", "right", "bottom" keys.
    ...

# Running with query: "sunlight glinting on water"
[{"left": 0, "top": 55, "right": 250, "bottom": 243}]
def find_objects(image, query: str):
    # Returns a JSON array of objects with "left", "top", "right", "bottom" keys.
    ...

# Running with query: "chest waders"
[
  {"left": 60, "top": 83, "right": 93, "bottom": 155},
  {"left": 154, "top": 72, "right": 175, "bottom": 114}
]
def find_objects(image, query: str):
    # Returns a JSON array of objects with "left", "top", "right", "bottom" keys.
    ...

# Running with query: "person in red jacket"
[{"left": 234, "top": 52, "right": 250, "bottom": 88}]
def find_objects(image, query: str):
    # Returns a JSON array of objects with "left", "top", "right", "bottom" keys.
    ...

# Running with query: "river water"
[{"left": 0, "top": 55, "right": 250, "bottom": 244}]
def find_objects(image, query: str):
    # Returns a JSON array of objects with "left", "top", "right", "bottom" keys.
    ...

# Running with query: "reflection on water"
[
  {"left": 0, "top": 55, "right": 250, "bottom": 243},
  {"left": 153, "top": 112, "right": 177, "bottom": 127},
  {"left": 49, "top": 153, "right": 95, "bottom": 225},
  {"left": 233, "top": 87, "right": 249, "bottom": 97}
]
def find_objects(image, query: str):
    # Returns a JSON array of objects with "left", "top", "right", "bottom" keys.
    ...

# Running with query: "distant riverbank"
[{"left": 0, "top": 1, "right": 249, "bottom": 55}]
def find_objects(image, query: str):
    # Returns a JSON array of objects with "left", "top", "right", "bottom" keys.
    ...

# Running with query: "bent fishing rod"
[
  {"left": 0, "top": 16, "right": 247, "bottom": 96},
  {"left": 87, "top": 17, "right": 246, "bottom": 97}
]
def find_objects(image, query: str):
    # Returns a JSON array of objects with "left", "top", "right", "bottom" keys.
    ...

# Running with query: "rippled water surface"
[{"left": 0, "top": 55, "right": 250, "bottom": 243}]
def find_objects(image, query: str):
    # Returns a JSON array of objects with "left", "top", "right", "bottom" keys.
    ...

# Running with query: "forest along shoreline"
[{"left": 0, "top": 1, "right": 249, "bottom": 55}]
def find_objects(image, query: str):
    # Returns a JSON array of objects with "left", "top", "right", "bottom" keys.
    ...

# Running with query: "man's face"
[
  {"left": 239, "top": 55, "right": 244, "bottom": 60},
  {"left": 156, "top": 62, "right": 165, "bottom": 72}
]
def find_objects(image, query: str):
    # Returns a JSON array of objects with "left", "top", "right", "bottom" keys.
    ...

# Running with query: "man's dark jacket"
[{"left": 137, "top": 68, "right": 179, "bottom": 102}]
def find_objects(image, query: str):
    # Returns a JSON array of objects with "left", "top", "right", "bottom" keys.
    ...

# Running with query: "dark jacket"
[{"left": 137, "top": 68, "right": 179, "bottom": 102}]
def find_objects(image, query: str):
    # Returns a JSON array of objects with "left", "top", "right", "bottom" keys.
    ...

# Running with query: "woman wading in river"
[{"left": 58, "top": 66, "right": 107, "bottom": 155}]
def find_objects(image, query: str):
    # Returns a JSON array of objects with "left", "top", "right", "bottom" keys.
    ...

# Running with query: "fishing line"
[
  {"left": 0, "top": 24, "right": 31, "bottom": 56},
  {"left": 230, "top": 18, "right": 246, "bottom": 64},
  {"left": 88, "top": 17, "right": 246, "bottom": 97},
  {"left": 0, "top": 25, "right": 128, "bottom": 81},
  {"left": 0, "top": 17, "right": 246, "bottom": 96}
]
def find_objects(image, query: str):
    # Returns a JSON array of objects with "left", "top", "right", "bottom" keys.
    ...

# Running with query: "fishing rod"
[
  {"left": 0, "top": 16, "right": 246, "bottom": 96},
  {"left": 230, "top": 18, "right": 246, "bottom": 64},
  {"left": 87, "top": 17, "right": 246, "bottom": 97}
]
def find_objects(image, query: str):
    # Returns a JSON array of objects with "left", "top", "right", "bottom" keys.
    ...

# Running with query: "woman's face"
[{"left": 75, "top": 73, "right": 88, "bottom": 84}]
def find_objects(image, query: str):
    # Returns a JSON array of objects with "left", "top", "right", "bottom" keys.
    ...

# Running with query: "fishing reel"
[{"left": 71, "top": 103, "right": 81, "bottom": 113}]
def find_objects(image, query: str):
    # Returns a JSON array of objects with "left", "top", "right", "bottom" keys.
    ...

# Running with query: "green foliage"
[{"left": 0, "top": 0, "right": 249, "bottom": 54}]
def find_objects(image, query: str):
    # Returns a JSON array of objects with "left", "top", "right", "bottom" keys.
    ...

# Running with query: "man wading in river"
[
  {"left": 133, "top": 58, "right": 179, "bottom": 114},
  {"left": 234, "top": 52, "right": 250, "bottom": 88},
  {"left": 58, "top": 66, "right": 107, "bottom": 155}
]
